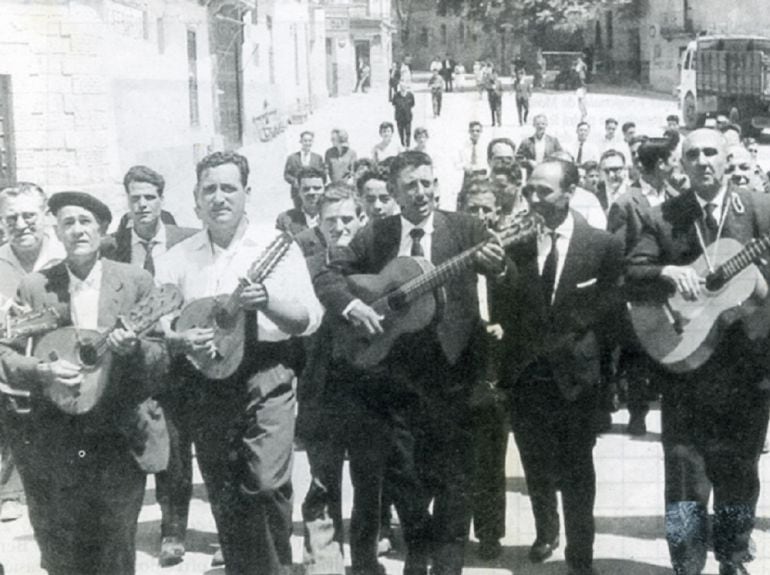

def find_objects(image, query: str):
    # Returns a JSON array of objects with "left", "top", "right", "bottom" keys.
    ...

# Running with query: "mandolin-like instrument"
[
  {"left": 175, "top": 232, "right": 294, "bottom": 380},
  {"left": 337, "top": 214, "right": 538, "bottom": 369},
  {"left": 629, "top": 235, "right": 770, "bottom": 373},
  {"left": 34, "top": 284, "right": 183, "bottom": 415}
]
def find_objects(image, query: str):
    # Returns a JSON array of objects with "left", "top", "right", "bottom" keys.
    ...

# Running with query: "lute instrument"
[
  {"left": 34, "top": 284, "right": 183, "bottom": 415},
  {"left": 337, "top": 214, "right": 538, "bottom": 369},
  {"left": 175, "top": 232, "right": 294, "bottom": 380},
  {"left": 629, "top": 234, "right": 770, "bottom": 373}
]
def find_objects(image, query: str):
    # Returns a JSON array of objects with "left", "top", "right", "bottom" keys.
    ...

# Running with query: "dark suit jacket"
[
  {"left": 516, "top": 134, "right": 563, "bottom": 163},
  {"left": 498, "top": 212, "right": 623, "bottom": 401},
  {"left": 276, "top": 208, "right": 314, "bottom": 236},
  {"left": 283, "top": 151, "right": 325, "bottom": 196},
  {"left": 626, "top": 188, "right": 770, "bottom": 381},
  {"left": 102, "top": 224, "right": 198, "bottom": 265},
  {"left": 313, "top": 210, "right": 491, "bottom": 365},
  {"left": 0, "top": 260, "right": 171, "bottom": 473},
  {"left": 607, "top": 183, "right": 676, "bottom": 256}
]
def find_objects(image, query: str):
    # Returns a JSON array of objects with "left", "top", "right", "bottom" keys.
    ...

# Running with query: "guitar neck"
[
  {"left": 396, "top": 243, "right": 485, "bottom": 302},
  {"left": 708, "top": 233, "right": 770, "bottom": 288}
]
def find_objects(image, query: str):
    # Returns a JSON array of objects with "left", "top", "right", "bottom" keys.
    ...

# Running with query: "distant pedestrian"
[
  {"left": 474, "top": 61, "right": 486, "bottom": 100},
  {"left": 388, "top": 62, "right": 400, "bottom": 102},
  {"left": 514, "top": 69, "right": 531, "bottom": 126},
  {"left": 429, "top": 70, "right": 444, "bottom": 118},
  {"left": 392, "top": 83, "right": 415, "bottom": 148},
  {"left": 575, "top": 55, "right": 588, "bottom": 122},
  {"left": 324, "top": 129, "right": 357, "bottom": 184},
  {"left": 486, "top": 67, "right": 503, "bottom": 127},
  {"left": 430, "top": 55, "right": 442, "bottom": 75},
  {"left": 400, "top": 60, "right": 412, "bottom": 86},
  {"left": 371, "top": 121, "right": 402, "bottom": 164},
  {"left": 413, "top": 127, "right": 430, "bottom": 155},
  {"left": 354, "top": 59, "right": 370, "bottom": 93},
  {"left": 441, "top": 54, "right": 456, "bottom": 92}
]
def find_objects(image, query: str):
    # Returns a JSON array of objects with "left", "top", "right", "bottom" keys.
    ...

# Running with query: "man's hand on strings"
[{"left": 661, "top": 265, "right": 704, "bottom": 301}]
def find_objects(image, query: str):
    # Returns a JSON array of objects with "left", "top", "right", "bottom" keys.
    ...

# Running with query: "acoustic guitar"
[
  {"left": 629, "top": 235, "right": 770, "bottom": 373},
  {"left": 34, "top": 284, "right": 183, "bottom": 415},
  {"left": 175, "top": 232, "right": 294, "bottom": 380},
  {"left": 337, "top": 214, "right": 538, "bottom": 369}
]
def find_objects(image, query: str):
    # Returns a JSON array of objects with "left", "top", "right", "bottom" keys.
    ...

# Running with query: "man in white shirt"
[
  {"left": 601, "top": 118, "right": 623, "bottom": 153},
  {"left": 572, "top": 122, "right": 600, "bottom": 166},
  {"left": 597, "top": 149, "right": 629, "bottom": 213},
  {"left": 0, "top": 182, "right": 64, "bottom": 523},
  {"left": 156, "top": 151, "right": 323, "bottom": 575},
  {"left": 457, "top": 121, "right": 488, "bottom": 177}
]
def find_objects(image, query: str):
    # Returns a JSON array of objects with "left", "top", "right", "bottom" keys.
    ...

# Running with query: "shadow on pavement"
[
  {"left": 135, "top": 520, "right": 221, "bottom": 559},
  {"left": 594, "top": 514, "right": 664, "bottom": 540}
]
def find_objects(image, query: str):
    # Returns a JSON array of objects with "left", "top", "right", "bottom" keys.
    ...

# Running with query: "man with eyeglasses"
[
  {"left": 595, "top": 149, "right": 629, "bottom": 213},
  {"left": 276, "top": 166, "right": 327, "bottom": 235},
  {"left": 499, "top": 159, "right": 622, "bottom": 575},
  {"left": 627, "top": 129, "right": 770, "bottom": 575},
  {"left": 726, "top": 145, "right": 770, "bottom": 194},
  {"left": 0, "top": 183, "right": 65, "bottom": 523}
]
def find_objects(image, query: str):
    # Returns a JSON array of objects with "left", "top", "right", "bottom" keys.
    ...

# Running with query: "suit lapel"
[
  {"left": 430, "top": 211, "right": 456, "bottom": 265},
  {"left": 380, "top": 216, "right": 401, "bottom": 267},
  {"left": 98, "top": 260, "right": 125, "bottom": 329},
  {"left": 552, "top": 214, "right": 588, "bottom": 310}
]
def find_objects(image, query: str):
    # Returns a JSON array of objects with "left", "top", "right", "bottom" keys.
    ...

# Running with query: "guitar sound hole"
[
  {"left": 387, "top": 293, "right": 407, "bottom": 312},
  {"left": 78, "top": 342, "right": 98, "bottom": 367}
]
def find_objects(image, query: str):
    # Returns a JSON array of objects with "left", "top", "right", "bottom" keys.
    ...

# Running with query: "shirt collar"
[
  {"left": 131, "top": 221, "right": 166, "bottom": 247},
  {"left": 544, "top": 211, "right": 574, "bottom": 239},
  {"left": 192, "top": 216, "right": 250, "bottom": 253},
  {"left": 401, "top": 212, "right": 435, "bottom": 236},
  {"left": 67, "top": 259, "right": 103, "bottom": 291},
  {"left": 695, "top": 185, "right": 728, "bottom": 212}
]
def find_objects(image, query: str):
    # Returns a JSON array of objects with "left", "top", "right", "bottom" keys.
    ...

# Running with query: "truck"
[{"left": 679, "top": 35, "right": 770, "bottom": 135}]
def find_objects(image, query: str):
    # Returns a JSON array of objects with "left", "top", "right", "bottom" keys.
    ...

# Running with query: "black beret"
[{"left": 48, "top": 191, "right": 112, "bottom": 226}]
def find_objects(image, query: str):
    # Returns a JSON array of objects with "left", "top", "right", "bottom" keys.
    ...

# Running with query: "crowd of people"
[{"left": 1, "top": 72, "right": 770, "bottom": 575}]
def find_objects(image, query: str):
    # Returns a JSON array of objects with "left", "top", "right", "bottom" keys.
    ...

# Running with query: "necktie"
[
  {"left": 541, "top": 231, "right": 558, "bottom": 304},
  {"left": 704, "top": 202, "right": 719, "bottom": 243},
  {"left": 142, "top": 240, "right": 156, "bottom": 276},
  {"left": 471, "top": 143, "right": 478, "bottom": 167},
  {"left": 410, "top": 228, "right": 425, "bottom": 257},
  {"left": 577, "top": 142, "right": 584, "bottom": 165}
]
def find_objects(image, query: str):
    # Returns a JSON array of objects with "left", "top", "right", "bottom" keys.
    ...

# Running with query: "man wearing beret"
[{"left": 0, "top": 191, "right": 170, "bottom": 575}]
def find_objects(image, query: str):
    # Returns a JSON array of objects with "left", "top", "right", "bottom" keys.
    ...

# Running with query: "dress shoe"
[
  {"left": 627, "top": 413, "right": 647, "bottom": 436},
  {"left": 211, "top": 549, "right": 225, "bottom": 567},
  {"left": 567, "top": 566, "right": 599, "bottom": 575},
  {"left": 477, "top": 538, "right": 502, "bottom": 560},
  {"left": 352, "top": 563, "right": 388, "bottom": 575},
  {"left": 0, "top": 499, "right": 23, "bottom": 522},
  {"left": 720, "top": 563, "right": 750, "bottom": 575},
  {"left": 528, "top": 536, "right": 559, "bottom": 563},
  {"left": 159, "top": 536, "right": 185, "bottom": 567}
]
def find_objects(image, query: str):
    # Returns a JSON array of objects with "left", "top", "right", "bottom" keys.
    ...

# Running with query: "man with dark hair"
[
  {"left": 607, "top": 138, "right": 678, "bottom": 436},
  {"left": 284, "top": 131, "right": 325, "bottom": 207},
  {"left": 457, "top": 122, "right": 487, "bottom": 177},
  {"left": 500, "top": 159, "right": 622, "bottom": 575},
  {"left": 115, "top": 166, "right": 177, "bottom": 236},
  {"left": 357, "top": 169, "right": 398, "bottom": 221},
  {"left": 596, "top": 149, "right": 629, "bottom": 213},
  {"left": 518, "top": 114, "right": 563, "bottom": 168},
  {"left": 581, "top": 161, "right": 601, "bottom": 194},
  {"left": 156, "top": 150, "right": 323, "bottom": 575},
  {"left": 666, "top": 114, "right": 680, "bottom": 131},
  {"left": 601, "top": 118, "right": 622, "bottom": 153},
  {"left": 572, "top": 122, "right": 599, "bottom": 165},
  {"left": 514, "top": 68, "right": 532, "bottom": 126},
  {"left": 622, "top": 122, "right": 637, "bottom": 144},
  {"left": 325, "top": 129, "right": 357, "bottom": 185},
  {"left": 0, "top": 191, "right": 170, "bottom": 575},
  {"left": 103, "top": 166, "right": 198, "bottom": 567},
  {"left": 276, "top": 166, "right": 327, "bottom": 235},
  {"left": 392, "top": 83, "right": 416, "bottom": 148},
  {"left": 627, "top": 129, "right": 770, "bottom": 575},
  {"left": 314, "top": 150, "right": 506, "bottom": 575}
]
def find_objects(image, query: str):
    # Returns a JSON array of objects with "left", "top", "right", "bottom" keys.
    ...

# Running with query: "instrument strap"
[{"left": 694, "top": 192, "right": 731, "bottom": 274}]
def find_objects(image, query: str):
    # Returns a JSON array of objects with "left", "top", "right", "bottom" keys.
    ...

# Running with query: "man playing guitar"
[
  {"left": 314, "top": 151, "right": 506, "bottom": 575},
  {"left": 627, "top": 129, "right": 770, "bottom": 575},
  {"left": 155, "top": 151, "right": 323, "bottom": 575}
]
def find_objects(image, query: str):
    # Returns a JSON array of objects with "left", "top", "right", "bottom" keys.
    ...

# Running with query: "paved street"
[{"left": 4, "top": 84, "right": 770, "bottom": 574}]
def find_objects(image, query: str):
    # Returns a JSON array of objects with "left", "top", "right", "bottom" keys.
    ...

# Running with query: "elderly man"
[
  {"left": 102, "top": 165, "right": 198, "bottom": 567},
  {"left": 627, "top": 129, "right": 770, "bottom": 575},
  {"left": 156, "top": 151, "right": 323, "bottom": 575},
  {"left": 0, "top": 182, "right": 65, "bottom": 523},
  {"left": 500, "top": 160, "right": 622, "bottom": 575},
  {"left": 0, "top": 191, "right": 169, "bottom": 575}
]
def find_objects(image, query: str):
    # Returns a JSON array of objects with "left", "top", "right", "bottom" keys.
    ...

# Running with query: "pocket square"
[{"left": 576, "top": 278, "right": 597, "bottom": 288}]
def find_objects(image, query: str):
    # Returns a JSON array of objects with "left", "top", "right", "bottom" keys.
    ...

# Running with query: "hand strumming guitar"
[
  {"left": 474, "top": 242, "right": 506, "bottom": 276},
  {"left": 36, "top": 358, "right": 82, "bottom": 408},
  {"left": 108, "top": 327, "right": 140, "bottom": 357},
  {"left": 345, "top": 300, "right": 385, "bottom": 335},
  {"left": 167, "top": 327, "right": 217, "bottom": 359},
  {"left": 661, "top": 265, "right": 705, "bottom": 301}
]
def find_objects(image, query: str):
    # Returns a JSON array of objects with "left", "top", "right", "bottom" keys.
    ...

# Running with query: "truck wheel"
[{"left": 684, "top": 92, "right": 698, "bottom": 130}]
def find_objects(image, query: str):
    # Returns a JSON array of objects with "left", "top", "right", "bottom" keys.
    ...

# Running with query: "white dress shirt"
[
  {"left": 372, "top": 140, "right": 403, "bottom": 164},
  {"left": 695, "top": 185, "right": 728, "bottom": 225},
  {"left": 534, "top": 137, "right": 547, "bottom": 164},
  {"left": 155, "top": 219, "right": 323, "bottom": 341},
  {"left": 537, "top": 212, "right": 574, "bottom": 303},
  {"left": 570, "top": 187, "right": 607, "bottom": 230},
  {"left": 456, "top": 139, "right": 487, "bottom": 172},
  {"left": 639, "top": 178, "right": 667, "bottom": 208},
  {"left": 130, "top": 223, "right": 168, "bottom": 267},
  {"left": 301, "top": 151, "right": 311, "bottom": 167},
  {"left": 397, "top": 213, "right": 435, "bottom": 261},
  {"left": 67, "top": 260, "right": 102, "bottom": 330}
]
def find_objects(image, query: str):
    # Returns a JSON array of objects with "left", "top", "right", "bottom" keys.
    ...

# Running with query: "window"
[
  {"left": 441, "top": 23, "right": 447, "bottom": 44},
  {"left": 187, "top": 29, "right": 199, "bottom": 126},
  {"left": 157, "top": 17, "right": 165, "bottom": 54},
  {"left": 420, "top": 27, "right": 428, "bottom": 47},
  {"left": 606, "top": 11, "right": 613, "bottom": 50}
]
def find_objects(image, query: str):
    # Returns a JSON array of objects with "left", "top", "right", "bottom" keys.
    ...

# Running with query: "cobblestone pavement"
[{"left": 4, "top": 85, "right": 770, "bottom": 574}]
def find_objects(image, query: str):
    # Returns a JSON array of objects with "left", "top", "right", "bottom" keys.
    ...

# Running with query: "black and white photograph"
[{"left": 2, "top": 1, "right": 770, "bottom": 574}]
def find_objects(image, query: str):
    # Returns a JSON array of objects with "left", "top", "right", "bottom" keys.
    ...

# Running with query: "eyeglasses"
[
  {"left": 603, "top": 167, "right": 624, "bottom": 174},
  {"left": 3, "top": 212, "right": 39, "bottom": 227},
  {"left": 749, "top": 148, "right": 759, "bottom": 154}
]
